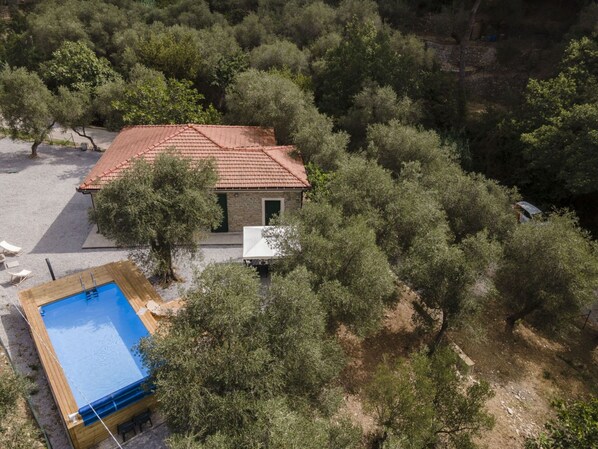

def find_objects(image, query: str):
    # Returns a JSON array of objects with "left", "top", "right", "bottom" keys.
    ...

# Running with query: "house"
[{"left": 77, "top": 124, "right": 310, "bottom": 233}]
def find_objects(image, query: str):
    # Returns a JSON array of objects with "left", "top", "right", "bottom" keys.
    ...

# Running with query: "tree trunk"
[
  {"left": 430, "top": 311, "right": 449, "bottom": 355},
  {"left": 72, "top": 126, "right": 99, "bottom": 151},
  {"left": 505, "top": 302, "right": 541, "bottom": 329},
  {"left": 371, "top": 430, "right": 387, "bottom": 449},
  {"left": 30, "top": 140, "right": 41, "bottom": 158},
  {"left": 456, "top": 0, "right": 482, "bottom": 122},
  {"left": 151, "top": 237, "right": 178, "bottom": 284},
  {"left": 30, "top": 121, "right": 55, "bottom": 158}
]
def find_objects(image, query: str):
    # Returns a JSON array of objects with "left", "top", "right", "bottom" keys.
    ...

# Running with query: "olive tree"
[
  {"left": 365, "top": 347, "right": 495, "bottom": 449},
  {"left": 267, "top": 202, "right": 396, "bottom": 336},
  {"left": 139, "top": 263, "right": 358, "bottom": 448},
  {"left": 91, "top": 152, "right": 222, "bottom": 283},
  {"left": 53, "top": 87, "right": 100, "bottom": 150},
  {"left": 225, "top": 69, "right": 348, "bottom": 169},
  {"left": 41, "top": 40, "right": 119, "bottom": 91},
  {"left": 112, "top": 65, "right": 220, "bottom": 126},
  {"left": 401, "top": 229, "right": 501, "bottom": 350},
  {"left": 526, "top": 397, "right": 598, "bottom": 449},
  {"left": 496, "top": 212, "right": 598, "bottom": 330},
  {"left": 0, "top": 67, "right": 55, "bottom": 157}
]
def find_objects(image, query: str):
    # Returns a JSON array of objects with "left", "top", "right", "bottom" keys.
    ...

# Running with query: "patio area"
[{"left": 0, "top": 137, "right": 242, "bottom": 449}]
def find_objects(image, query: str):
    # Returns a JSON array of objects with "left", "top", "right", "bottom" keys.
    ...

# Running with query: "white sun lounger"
[
  {"left": 9, "top": 269, "right": 32, "bottom": 286},
  {"left": 0, "top": 241, "right": 22, "bottom": 255}
]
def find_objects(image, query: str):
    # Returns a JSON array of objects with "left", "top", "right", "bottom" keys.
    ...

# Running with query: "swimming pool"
[{"left": 40, "top": 282, "right": 152, "bottom": 425}]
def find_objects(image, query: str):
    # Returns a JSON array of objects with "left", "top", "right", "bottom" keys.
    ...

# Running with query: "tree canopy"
[
  {"left": 90, "top": 152, "right": 222, "bottom": 283},
  {"left": 517, "top": 37, "right": 598, "bottom": 202},
  {"left": 365, "top": 347, "right": 495, "bottom": 449},
  {"left": 139, "top": 263, "right": 360, "bottom": 448},
  {"left": 0, "top": 66, "right": 55, "bottom": 157},
  {"left": 525, "top": 397, "right": 598, "bottom": 449},
  {"left": 268, "top": 202, "right": 396, "bottom": 336},
  {"left": 41, "top": 40, "right": 119, "bottom": 92},
  {"left": 496, "top": 212, "right": 598, "bottom": 330},
  {"left": 111, "top": 65, "right": 221, "bottom": 126}
]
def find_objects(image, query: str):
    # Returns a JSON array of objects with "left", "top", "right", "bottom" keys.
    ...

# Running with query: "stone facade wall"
[{"left": 221, "top": 190, "right": 303, "bottom": 232}]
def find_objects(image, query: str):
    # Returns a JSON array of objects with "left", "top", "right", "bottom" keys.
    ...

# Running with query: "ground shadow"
[
  {"left": 0, "top": 141, "right": 100, "bottom": 175},
  {"left": 31, "top": 193, "right": 94, "bottom": 254}
]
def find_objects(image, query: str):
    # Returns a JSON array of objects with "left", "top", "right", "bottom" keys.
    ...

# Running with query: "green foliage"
[
  {"left": 304, "top": 162, "right": 333, "bottom": 200},
  {"left": 496, "top": 212, "right": 598, "bottom": 329},
  {"left": 525, "top": 397, "right": 598, "bottom": 449},
  {"left": 195, "top": 24, "right": 244, "bottom": 88},
  {"left": 292, "top": 110, "right": 349, "bottom": 170},
  {"left": 226, "top": 69, "right": 348, "bottom": 169},
  {"left": 0, "top": 367, "right": 43, "bottom": 449},
  {"left": 93, "top": 79, "right": 127, "bottom": 131},
  {"left": 53, "top": 87, "right": 100, "bottom": 149},
  {"left": 282, "top": 1, "right": 336, "bottom": 46},
  {"left": 27, "top": 0, "right": 131, "bottom": 60},
  {"left": 41, "top": 41, "right": 119, "bottom": 91},
  {"left": 517, "top": 37, "right": 598, "bottom": 201},
  {"left": 139, "top": 263, "right": 356, "bottom": 447},
  {"left": 127, "top": 24, "right": 204, "bottom": 81},
  {"left": 234, "top": 13, "right": 268, "bottom": 50},
  {"left": 425, "top": 167, "right": 518, "bottom": 242},
  {"left": 340, "top": 83, "right": 422, "bottom": 148},
  {"left": 112, "top": 66, "right": 220, "bottom": 126},
  {"left": 267, "top": 66, "right": 313, "bottom": 92},
  {"left": 367, "top": 120, "right": 452, "bottom": 176},
  {"left": 91, "top": 152, "right": 222, "bottom": 282},
  {"left": 264, "top": 268, "right": 345, "bottom": 399},
  {"left": 0, "top": 66, "right": 55, "bottom": 157},
  {"left": 401, "top": 229, "right": 500, "bottom": 347},
  {"left": 0, "top": 368, "right": 28, "bottom": 421},
  {"left": 268, "top": 202, "right": 395, "bottom": 336},
  {"left": 250, "top": 40, "right": 309, "bottom": 74},
  {"left": 336, "top": 0, "right": 381, "bottom": 27},
  {"left": 367, "top": 121, "right": 517, "bottom": 242},
  {"left": 150, "top": 0, "right": 224, "bottom": 30},
  {"left": 365, "top": 347, "right": 495, "bottom": 449},
  {"left": 325, "top": 156, "right": 400, "bottom": 255},
  {"left": 317, "top": 19, "right": 433, "bottom": 117},
  {"left": 226, "top": 69, "right": 310, "bottom": 143}
]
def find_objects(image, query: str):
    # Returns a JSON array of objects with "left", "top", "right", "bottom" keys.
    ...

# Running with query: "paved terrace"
[{"left": 0, "top": 138, "right": 242, "bottom": 449}]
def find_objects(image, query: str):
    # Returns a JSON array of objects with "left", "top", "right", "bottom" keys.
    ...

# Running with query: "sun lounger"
[
  {"left": 0, "top": 241, "right": 22, "bottom": 255},
  {"left": 9, "top": 269, "right": 32, "bottom": 286}
]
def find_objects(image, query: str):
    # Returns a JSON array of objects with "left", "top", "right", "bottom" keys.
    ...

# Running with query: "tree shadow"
[
  {"left": 338, "top": 299, "right": 426, "bottom": 393},
  {"left": 0, "top": 141, "right": 100, "bottom": 176},
  {"left": 30, "top": 193, "right": 94, "bottom": 254}
]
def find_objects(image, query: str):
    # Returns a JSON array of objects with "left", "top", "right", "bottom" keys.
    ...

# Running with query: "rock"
[{"left": 507, "top": 407, "right": 514, "bottom": 415}]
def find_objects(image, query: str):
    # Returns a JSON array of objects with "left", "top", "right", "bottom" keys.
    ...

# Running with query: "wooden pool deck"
[{"left": 19, "top": 260, "right": 162, "bottom": 449}]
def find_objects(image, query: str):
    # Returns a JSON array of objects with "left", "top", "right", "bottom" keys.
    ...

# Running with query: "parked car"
[{"left": 513, "top": 201, "right": 542, "bottom": 223}]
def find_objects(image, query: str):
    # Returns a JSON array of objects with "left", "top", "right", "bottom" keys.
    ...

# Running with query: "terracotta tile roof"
[{"left": 79, "top": 125, "right": 310, "bottom": 191}]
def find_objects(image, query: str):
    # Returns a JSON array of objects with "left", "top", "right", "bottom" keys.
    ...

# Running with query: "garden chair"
[{"left": 9, "top": 269, "right": 32, "bottom": 286}]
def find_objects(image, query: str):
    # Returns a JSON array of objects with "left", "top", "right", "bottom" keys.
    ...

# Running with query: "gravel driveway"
[{"left": 0, "top": 137, "right": 241, "bottom": 449}]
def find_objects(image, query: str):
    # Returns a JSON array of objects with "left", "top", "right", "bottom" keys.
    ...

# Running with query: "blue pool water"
[{"left": 40, "top": 282, "right": 150, "bottom": 422}]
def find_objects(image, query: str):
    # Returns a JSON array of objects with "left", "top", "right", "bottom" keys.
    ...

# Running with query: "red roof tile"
[{"left": 79, "top": 125, "right": 310, "bottom": 191}]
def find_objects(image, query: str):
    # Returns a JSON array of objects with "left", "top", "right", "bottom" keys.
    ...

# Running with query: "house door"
[
  {"left": 213, "top": 194, "right": 228, "bottom": 232},
  {"left": 263, "top": 199, "right": 282, "bottom": 225}
]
